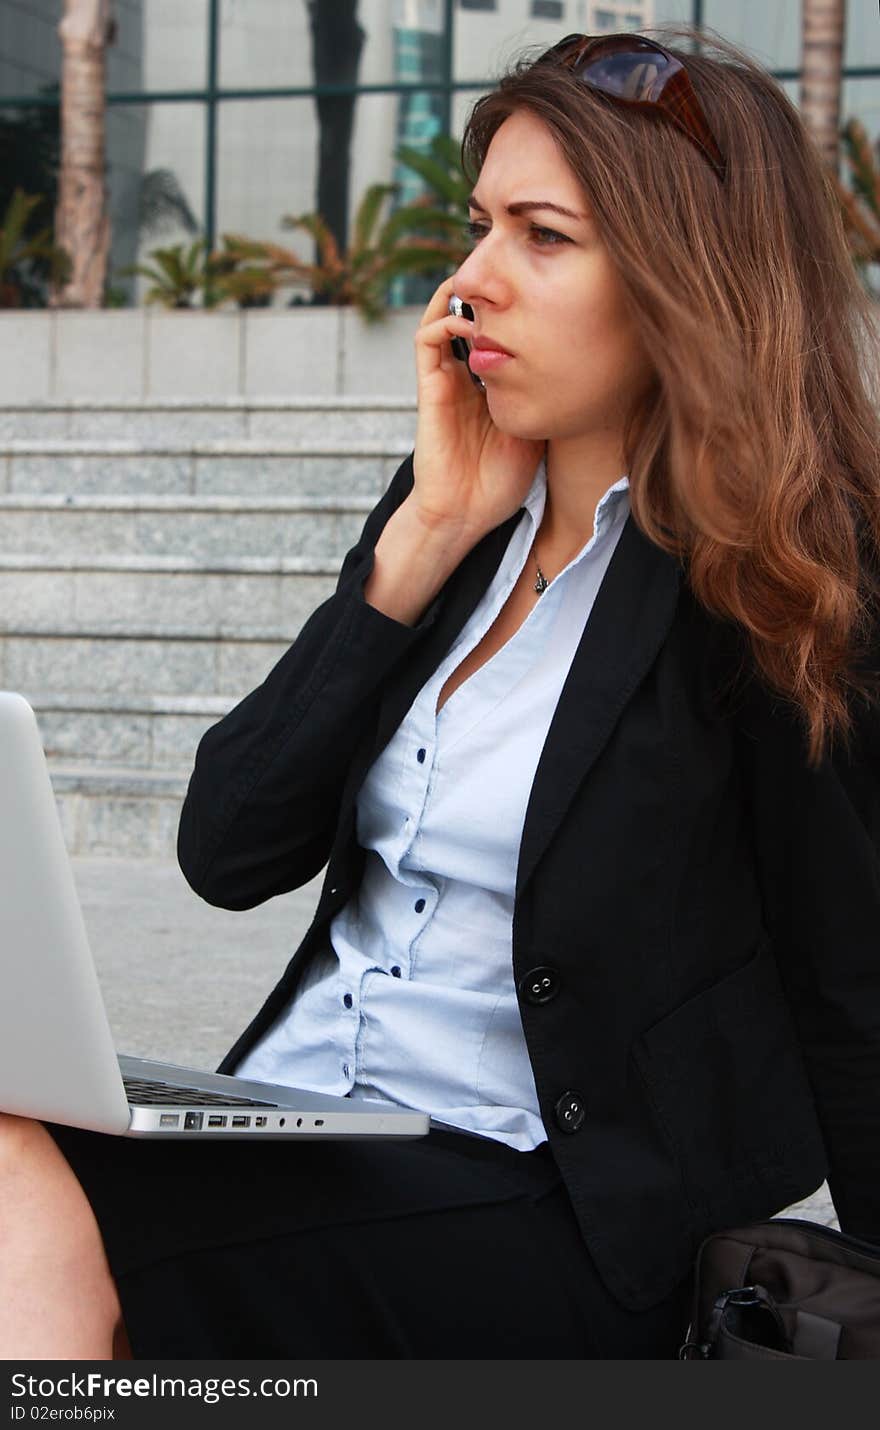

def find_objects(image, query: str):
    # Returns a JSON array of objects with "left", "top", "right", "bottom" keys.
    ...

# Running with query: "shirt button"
[
  {"left": 414, "top": 898, "right": 426, "bottom": 913},
  {"left": 343, "top": 993, "right": 353, "bottom": 1008},
  {"left": 518, "top": 966, "right": 561, "bottom": 1005},
  {"left": 391, "top": 965, "right": 402, "bottom": 977},
  {"left": 554, "top": 1091, "right": 586, "bottom": 1134},
  {"left": 417, "top": 748, "right": 426, "bottom": 763}
]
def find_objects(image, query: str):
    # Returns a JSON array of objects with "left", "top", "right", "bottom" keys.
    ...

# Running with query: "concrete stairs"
[{"left": 0, "top": 398, "right": 417, "bottom": 856}]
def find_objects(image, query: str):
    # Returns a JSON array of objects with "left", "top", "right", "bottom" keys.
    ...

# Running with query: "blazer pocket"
[{"left": 631, "top": 935, "right": 825, "bottom": 1207}]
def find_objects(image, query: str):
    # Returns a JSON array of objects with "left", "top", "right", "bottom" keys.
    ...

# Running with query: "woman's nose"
[{"left": 452, "top": 242, "right": 505, "bottom": 308}]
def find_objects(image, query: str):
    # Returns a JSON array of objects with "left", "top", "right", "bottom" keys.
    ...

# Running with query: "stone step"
[
  {"left": 0, "top": 493, "right": 373, "bottom": 560},
  {"left": 0, "top": 399, "right": 417, "bottom": 857},
  {"left": 0, "top": 440, "right": 409, "bottom": 497},
  {"left": 50, "top": 763, "right": 191, "bottom": 858},
  {"left": 0, "top": 396, "right": 417, "bottom": 445},
  {"left": 0, "top": 557, "right": 337, "bottom": 635},
  {"left": 25, "top": 692, "right": 229, "bottom": 771},
  {"left": 2, "top": 630, "right": 291, "bottom": 698}
]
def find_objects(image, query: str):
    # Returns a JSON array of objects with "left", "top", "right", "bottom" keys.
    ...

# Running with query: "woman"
[{"left": 2, "top": 25, "right": 879, "bottom": 1360}]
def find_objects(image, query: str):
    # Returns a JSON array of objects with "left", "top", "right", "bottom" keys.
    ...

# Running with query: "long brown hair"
[{"left": 460, "top": 23, "right": 880, "bottom": 769}]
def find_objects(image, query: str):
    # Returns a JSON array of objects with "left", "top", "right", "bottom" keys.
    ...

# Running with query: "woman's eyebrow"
[{"left": 466, "top": 193, "right": 588, "bottom": 222}]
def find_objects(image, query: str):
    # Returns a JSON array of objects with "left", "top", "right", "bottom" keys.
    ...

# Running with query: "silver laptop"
[{"left": 0, "top": 691, "right": 430, "bottom": 1141}]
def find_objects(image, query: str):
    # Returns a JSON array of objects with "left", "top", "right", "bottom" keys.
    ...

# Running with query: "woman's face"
[{"left": 453, "top": 109, "right": 655, "bottom": 444}]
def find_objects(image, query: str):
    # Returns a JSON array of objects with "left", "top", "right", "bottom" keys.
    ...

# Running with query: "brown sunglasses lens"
[
  {"left": 576, "top": 47, "right": 677, "bottom": 102},
  {"left": 538, "top": 32, "right": 726, "bottom": 180}
]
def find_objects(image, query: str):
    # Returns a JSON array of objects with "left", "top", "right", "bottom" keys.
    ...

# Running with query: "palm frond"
[{"left": 351, "top": 182, "right": 399, "bottom": 252}]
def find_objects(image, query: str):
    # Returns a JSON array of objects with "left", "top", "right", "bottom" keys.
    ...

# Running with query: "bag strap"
[{"left": 681, "top": 1284, "right": 792, "bottom": 1359}]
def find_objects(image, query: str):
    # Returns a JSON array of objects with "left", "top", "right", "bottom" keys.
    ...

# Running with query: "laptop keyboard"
[{"left": 123, "top": 1076, "right": 279, "bottom": 1108}]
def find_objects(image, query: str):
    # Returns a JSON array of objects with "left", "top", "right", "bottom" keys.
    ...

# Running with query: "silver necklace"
[{"left": 533, "top": 552, "right": 549, "bottom": 594}]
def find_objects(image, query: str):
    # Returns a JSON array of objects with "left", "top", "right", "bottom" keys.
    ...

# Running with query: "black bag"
[{"left": 678, "top": 1218, "right": 880, "bottom": 1359}]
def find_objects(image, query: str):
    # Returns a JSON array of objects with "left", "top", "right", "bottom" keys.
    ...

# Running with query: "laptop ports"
[
  {"left": 207, "top": 1114, "right": 227, "bottom": 1128},
  {"left": 231, "top": 1116, "right": 250, "bottom": 1128},
  {"left": 255, "top": 1117, "right": 268, "bottom": 1127},
  {"left": 184, "top": 1111, "right": 203, "bottom": 1131},
  {"left": 159, "top": 1114, "right": 180, "bottom": 1128}
]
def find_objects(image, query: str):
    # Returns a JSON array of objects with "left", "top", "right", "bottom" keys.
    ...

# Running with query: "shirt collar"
[{"left": 523, "top": 451, "right": 630, "bottom": 538}]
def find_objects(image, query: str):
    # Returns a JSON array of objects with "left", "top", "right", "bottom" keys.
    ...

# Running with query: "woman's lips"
[{"left": 468, "top": 348, "right": 514, "bottom": 375}]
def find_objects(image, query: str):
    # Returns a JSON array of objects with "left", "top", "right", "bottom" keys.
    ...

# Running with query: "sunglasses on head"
[{"left": 537, "top": 32, "right": 727, "bottom": 184}]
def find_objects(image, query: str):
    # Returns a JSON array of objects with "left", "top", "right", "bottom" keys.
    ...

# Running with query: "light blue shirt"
[{"left": 236, "top": 454, "right": 631, "bottom": 1149}]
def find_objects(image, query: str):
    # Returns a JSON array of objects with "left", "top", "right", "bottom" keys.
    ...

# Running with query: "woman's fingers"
[{"left": 415, "top": 311, "right": 474, "bottom": 370}]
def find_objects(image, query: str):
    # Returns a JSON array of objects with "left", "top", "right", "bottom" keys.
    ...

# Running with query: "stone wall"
[{"left": 0, "top": 307, "right": 426, "bottom": 403}]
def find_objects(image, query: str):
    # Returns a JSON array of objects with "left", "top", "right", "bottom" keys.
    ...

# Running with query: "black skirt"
[{"left": 44, "top": 1120, "right": 693, "bottom": 1359}]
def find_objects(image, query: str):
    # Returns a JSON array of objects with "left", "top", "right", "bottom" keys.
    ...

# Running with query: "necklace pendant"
[{"left": 534, "top": 568, "right": 549, "bottom": 594}]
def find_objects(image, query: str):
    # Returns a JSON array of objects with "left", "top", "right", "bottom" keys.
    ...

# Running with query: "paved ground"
[
  {"left": 71, "top": 856, "right": 324, "bottom": 1071},
  {"left": 70, "top": 855, "right": 838, "bottom": 1229}
]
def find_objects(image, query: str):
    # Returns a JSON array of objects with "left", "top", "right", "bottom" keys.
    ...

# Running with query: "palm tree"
[
  {"left": 50, "top": 0, "right": 114, "bottom": 309},
  {"left": 799, "top": 0, "right": 847, "bottom": 177}
]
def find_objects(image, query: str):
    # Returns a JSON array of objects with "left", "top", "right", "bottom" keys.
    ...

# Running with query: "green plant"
[
  {"left": 199, "top": 234, "right": 284, "bottom": 308},
  {"left": 389, "top": 132, "right": 474, "bottom": 260},
  {"left": 0, "top": 188, "right": 70, "bottom": 307},
  {"left": 833, "top": 117, "right": 880, "bottom": 297},
  {"left": 214, "top": 178, "right": 462, "bottom": 322},
  {"left": 116, "top": 237, "right": 226, "bottom": 309},
  {"left": 137, "top": 168, "right": 200, "bottom": 241}
]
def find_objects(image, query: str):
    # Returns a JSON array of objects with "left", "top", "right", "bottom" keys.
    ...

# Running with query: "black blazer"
[{"left": 177, "top": 451, "right": 880, "bottom": 1312}]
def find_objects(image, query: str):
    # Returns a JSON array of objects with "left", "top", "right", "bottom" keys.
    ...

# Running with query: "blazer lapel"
[{"left": 515, "top": 513, "right": 683, "bottom": 899}]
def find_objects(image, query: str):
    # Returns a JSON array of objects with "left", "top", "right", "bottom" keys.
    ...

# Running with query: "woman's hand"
[{"left": 411, "top": 274, "right": 546, "bottom": 546}]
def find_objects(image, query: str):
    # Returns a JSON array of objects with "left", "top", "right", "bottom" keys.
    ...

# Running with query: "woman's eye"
[{"left": 462, "top": 220, "right": 567, "bottom": 247}]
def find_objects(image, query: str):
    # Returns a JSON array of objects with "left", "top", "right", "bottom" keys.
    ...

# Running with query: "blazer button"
[
  {"left": 518, "top": 966, "right": 560, "bottom": 1005},
  {"left": 554, "top": 1091, "right": 586, "bottom": 1133}
]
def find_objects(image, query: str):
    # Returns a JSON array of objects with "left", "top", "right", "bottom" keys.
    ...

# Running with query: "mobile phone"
[{"left": 448, "top": 294, "right": 486, "bottom": 391}]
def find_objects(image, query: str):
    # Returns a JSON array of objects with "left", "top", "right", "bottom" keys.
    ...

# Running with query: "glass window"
[
  {"left": 219, "top": 0, "right": 427, "bottom": 95},
  {"left": 106, "top": 103, "right": 206, "bottom": 307},
  {"left": 531, "top": 1, "right": 564, "bottom": 18},
  {"left": 216, "top": 89, "right": 454, "bottom": 312},
  {"left": 703, "top": 0, "right": 800, "bottom": 71},
  {"left": 651, "top": 3, "right": 702, "bottom": 30},
  {"left": 218, "top": 0, "right": 313, "bottom": 91},
  {"left": 0, "top": 0, "right": 61, "bottom": 100},
  {"left": 454, "top": 1, "right": 695, "bottom": 86},
  {"left": 143, "top": 0, "right": 208, "bottom": 93},
  {"left": 108, "top": 0, "right": 209, "bottom": 96},
  {"left": 0, "top": 96, "right": 59, "bottom": 303},
  {"left": 845, "top": 0, "right": 880, "bottom": 69},
  {"left": 460, "top": 1, "right": 497, "bottom": 11},
  {"left": 106, "top": 0, "right": 143, "bottom": 95},
  {"left": 455, "top": 1, "right": 565, "bottom": 84},
  {"left": 216, "top": 99, "right": 313, "bottom": 267}
]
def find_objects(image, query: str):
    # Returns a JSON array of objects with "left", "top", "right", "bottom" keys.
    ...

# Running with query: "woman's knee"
[
  {"left": 0, "top": 1114, "right": 76, "bottom": 1204},
  {"left": 0, "top": 1110, "right": 47, "bottom": 1159},
  {"left": 0, "top": 1115, "right": 127, "bottom": 1356},
  {"left": 0, "top": 1114, "right": 120, "bottom": 1303},
  {"left": 0, "top": 1113, "right": 61, "bottom": 1206}
]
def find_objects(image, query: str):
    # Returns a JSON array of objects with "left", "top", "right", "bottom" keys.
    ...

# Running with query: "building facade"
[{"left": 0, "top": 0, "right": 877, "bottom": 306}]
